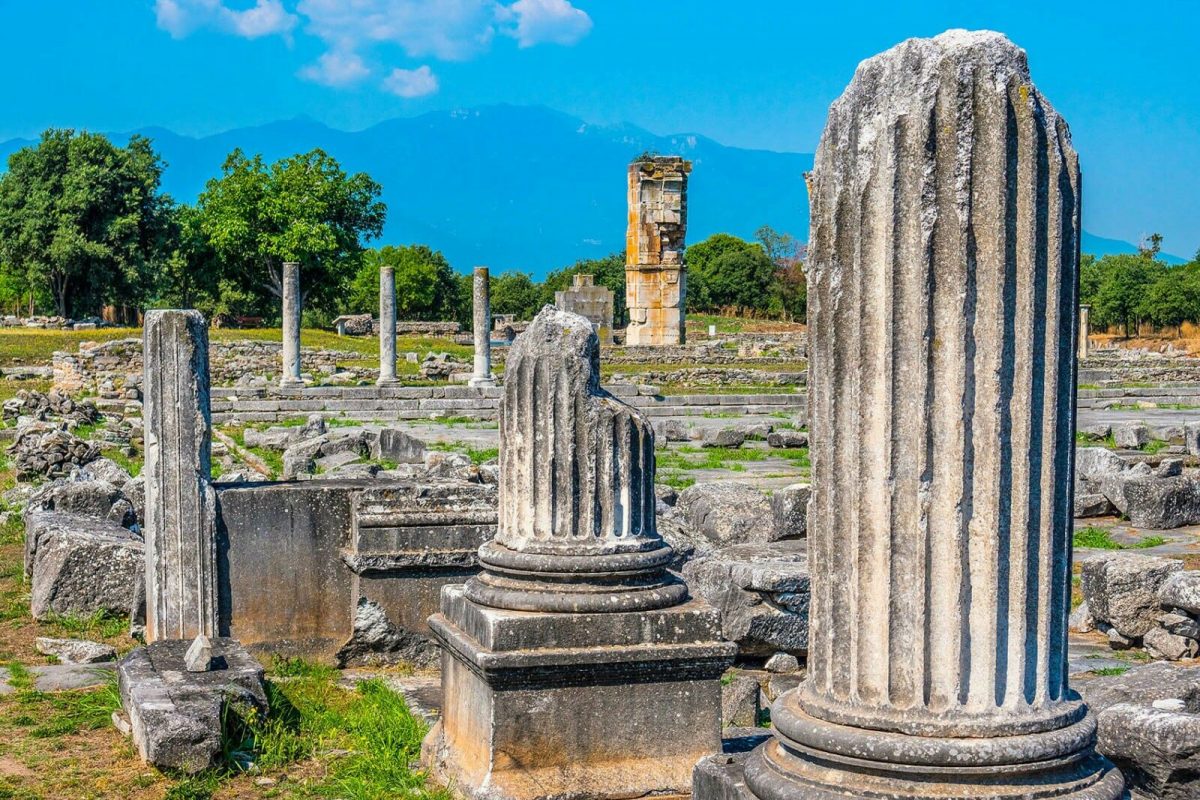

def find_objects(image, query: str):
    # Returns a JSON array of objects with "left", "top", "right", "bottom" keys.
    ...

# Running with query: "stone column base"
[
  {"left": 467, "top": 375, "right": 497, "bottom": 388},
  {"left": 422, "top": 585, "right": 735, "bottom": 800},
  {"left": 375, "top": 377, "right": 402, "bottom": 387},
  {"left": 694, "top": 705, "right": 1127, "bottom": 800}
]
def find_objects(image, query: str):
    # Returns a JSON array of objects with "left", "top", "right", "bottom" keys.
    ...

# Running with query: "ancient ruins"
[
  {"left": 554, "top": 273, "right": 615, "bottom": 343},
  {"left": 625, "top": 155, "right": 691, "bottom": 346},
  {"left": 7, "top": 26, "right": 1200, "bottom": 800}
]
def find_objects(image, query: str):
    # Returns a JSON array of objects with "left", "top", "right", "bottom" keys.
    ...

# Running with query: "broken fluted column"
[
  {"left": 280, "top": 261, "right": 302, "bottom": 387},
  {"left": 377, "top": 264, "right": 399, "bottom": 385},
  {"left": 424, "top": 306, "right": 733, "bottom": 800},
  {"left": 468, "top": 266, "right": 496, "bottom": 387},
  {"left": 698, "top": 31, "right": 1124, "bottom": 800},
  {"left": 142, "top": 311, "right": 218, "bottom": 642}
]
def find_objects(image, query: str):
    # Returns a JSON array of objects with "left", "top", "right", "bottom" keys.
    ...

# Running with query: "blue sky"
[{"left": 1, "top": 0, "right": 1197, "bottom": 258}]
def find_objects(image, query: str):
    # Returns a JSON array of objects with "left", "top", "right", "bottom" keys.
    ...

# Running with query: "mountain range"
[{"left": 0, "top": 105, "right": 1185, "bottom": 275}]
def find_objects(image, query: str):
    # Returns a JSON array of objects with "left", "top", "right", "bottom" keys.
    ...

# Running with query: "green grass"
[
  {"left": 1142, "top": 439, "right": 1170, "bottom": 454},
  {"left": 39, "top": 609, "right": 128, "bottom": 640},
  {"left": 101, "top": 445, "right": 144, "bottom": 477},
  {"left": 4, "top": 664, "right": 122, "bottom": 739},
  {"left": 1088, "top": 666, "right": 1130, "bottom": 677},
  {"left": 427, "top": 442, "right": 498, "bottom": 464},
  {"left": 657, "top": 472, "right": 696, "bottom": 490},
  {"left": 1073, "top": 526, "right": 1167, "bottom": 550}
]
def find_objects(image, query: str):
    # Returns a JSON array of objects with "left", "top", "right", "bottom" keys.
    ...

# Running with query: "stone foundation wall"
[
  {"left": 200, "top": 384, "right": 807, "bottom": 424},
  {"left": 53, "top": 338, "right": 372, "bottom": 395}
]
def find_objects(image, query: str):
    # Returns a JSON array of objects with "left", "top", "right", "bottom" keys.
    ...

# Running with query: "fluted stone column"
[
  {"left": 143, "top": 310, "right": 217, "bottom": 642},
  {"left": 705, "top": 31, "right": 1124, "bottom": 800},
  {"left": 468, "top": 266, "right": 496, "bottom": 388},
  {"left": 1079, "top": 304, "right": 1092, "bottom": 361},
  {"left": 377, "top": 265, "right": 399, "bottom": 385},
  {"left": 425, "top": 306, "right": 733, "bottom": 800},
  {"left": 280, "top": 261, "right": 303, "bottom": 387}
]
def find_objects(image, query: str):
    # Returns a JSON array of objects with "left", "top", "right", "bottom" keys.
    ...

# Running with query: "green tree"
[
  {"left": 490, "top": 271, "right": 545, "bottom": 322},
  {"left": 755, "top": 225, "right": 807, "bottom": 320},
  {"left": 196, "top": 148, "right": 386, "bottom": 318},
  {"left": 347, "top": 245, "right": 464, "bottom": 321},
  {"left": 1091, "top": 254, "right": 1165, "bottom": 336},
  {"left": 0, "top": 129, "right": 173, "bottom": 317},
  {"left": 1139, "top": 265, "right": 1200, "bottom": 333},
  {"left": 541, "top": 252, "right": 627, "bottom": 323},
  {"left": 155, "top": 204, "right": 222, "bottom": 310},
  {"left": 685, "top": 234, "right": 775, "bottom": 312}
]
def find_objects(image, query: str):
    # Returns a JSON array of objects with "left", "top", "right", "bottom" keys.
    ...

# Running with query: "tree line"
[
  {"left": 1081, "top": 235, "right": 1200, "bottom": 337},
  {"left": 0, "top": 129, "right": 798, "bottom": 326}
]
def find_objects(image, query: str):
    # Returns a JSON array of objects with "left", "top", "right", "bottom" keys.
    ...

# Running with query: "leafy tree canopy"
[
  {"left": 686, "top": 233, "right": 776, "bottom": 312},
  {"left": 196, "top": 148, "right": 386, "bottom": 317},
  {"left": 348, "top": 244, "right": 464, "bottom": 322},
  {"left": 0, "top": 129, "right": 173, "bottom": 317}
]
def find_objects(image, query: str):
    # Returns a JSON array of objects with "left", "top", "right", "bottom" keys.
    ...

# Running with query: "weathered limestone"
[
  {"left": 698, "top": 30, "right": 1123, "bottom": 799},
  {"left": 469, "top": 266, "right": 496, "bottom": 387},
  {"left": 377, "top": 265, "right": 399, "bottom": 385},
  {"left": 554, "top": 273, "right": 615, "bottom": 344},
  {"left": 1079, "top": 303, "right": 1092, "bottom": 361},
  {"left": 424, "top": 306, "right": 734, "bottom": 800},
  {"left": 280, "top": 261, "right": 303, "bottom": 387},
  {"left": 143, "top": 311, "right": 218, "bottom": 642},
  {"left": 625, "top": 156, "right": 690, "bottom": 346}
]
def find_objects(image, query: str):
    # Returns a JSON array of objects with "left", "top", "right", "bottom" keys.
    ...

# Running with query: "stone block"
[
  {"left": 677, "top": 482, "right": 773, "bottom": 546},
  {"left": 35, "top": 637, "right": 116, "bottom": 664},
  {"left": 1081, "top": 553, "right": 1185, "bottom": 639},
  {"left": 769, "top": 483, "right": 809, "bottom": 540},
  {"left": 722, "top": 675, "right": 762, "bottom": 728},
  {"left": 1114, "top": 422, "right": 1151, "bottom": 449},
  {"left": 683, "top": 541, "right": 810, "bottom": 658},
  {"left": 118, "top": 638, "right": 266, "bottom": 773},
  {"left": 1159, "top": 571, "right": 1200, "bottom": 616},
  {"left": 26, "top": 511, "right": 143, "bottom": 621},
  {"left": 373, "top": 428, "right": 426, "bottom": 464},
  {"left": 1096, "top": 702, "right": 1200, "bottom": 800}
]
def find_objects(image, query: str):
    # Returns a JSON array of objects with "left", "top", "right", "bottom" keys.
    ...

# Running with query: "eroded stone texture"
[
  {"left": 554, "top": 274, "right": 615, "bottom": 344},
  {"left": 378, "top": 265, "right": 399, "bottom": 385},
  {"left": 625, "top": 156, "right": 690, "bottom": 346},
  {"left": 425, "top": 306, "right": 734, "bottom": 800},
  {"left": 703, "top": 30, "right": 1123, "bottom": 800},
  {"left": 280, "top": 262, "right": 302, "bottom": 387},
  {"left": 469, "top": 266, "right": 496, "bottom": 387},
  {"left": 143, "top": 311, "right": 217, "bottom": 642}
]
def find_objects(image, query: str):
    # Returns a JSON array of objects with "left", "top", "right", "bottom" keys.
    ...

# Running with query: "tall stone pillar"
[
  {"left": 142, "top": 310, "right": 218, "bottom": 642},
  {"left": 1079, "top": 304, "right": 1092, "bottom": 361},
  {"left": 625, "top": 156, "right": 690, "bottom": 346},
  {"left": 280, "top": 261, "right": 303, "bottom": 387},
  {"left": 377, "top": 265, "right": 399, "bottom": 385},
  {"left": 424, "top": 307, "right": 734, "bottom": 800},
  {"left": 468, "top": 266, "right": 495, "bottom": 387},
  {"left": 697, "top": 30, "right": 1124, "bottom": 800}
]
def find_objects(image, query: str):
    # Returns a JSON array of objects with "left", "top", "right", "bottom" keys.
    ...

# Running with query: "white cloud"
[
  {"left": 298, "top": 0, "right": 498, "bottom": 61},
  {"left": 154, "top": 0, "right": 298, "bottom": 40},
  {"left": 504, "top": 0, "right": 591, "bottom": 47},
  {"left": 154, "top": 0, "right": 591, "bottom": 94},
  {"left": 382, "top": 65, "right": 439, "bottom": 98},
  {"left": 298, "top": 51, "right": 370, "bottom": 86}
]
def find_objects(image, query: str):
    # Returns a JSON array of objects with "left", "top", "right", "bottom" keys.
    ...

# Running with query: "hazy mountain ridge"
[{"left": 0, "top": 105, "right": 1183, "bottom": 274}]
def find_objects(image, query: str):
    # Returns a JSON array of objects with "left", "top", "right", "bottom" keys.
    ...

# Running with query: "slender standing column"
[
  {"left": 280, "top": 261, "right": 303, "bottom": 387},
  {"left": 1079, "top": 304, "right": 1092, "bottom": 361},
  {"left": 377, "top": 265, "right": 399, "bottom": 385},
  {"left": 718, "top": 30, "right": 1123, "bottom": 800},
  {"left": 142, "top": 310, "right": 217, "bottom": 642},
  {"left": 425, "top": 307, "right": 732, "bottom": 800},
  {"left": 468, "top": 266, "right": 495, "bottom": 387}
]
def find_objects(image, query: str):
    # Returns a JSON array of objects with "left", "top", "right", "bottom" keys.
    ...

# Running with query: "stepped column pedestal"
[{"left": 424, "top": 306, "right": 734, "bottom": 800}]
